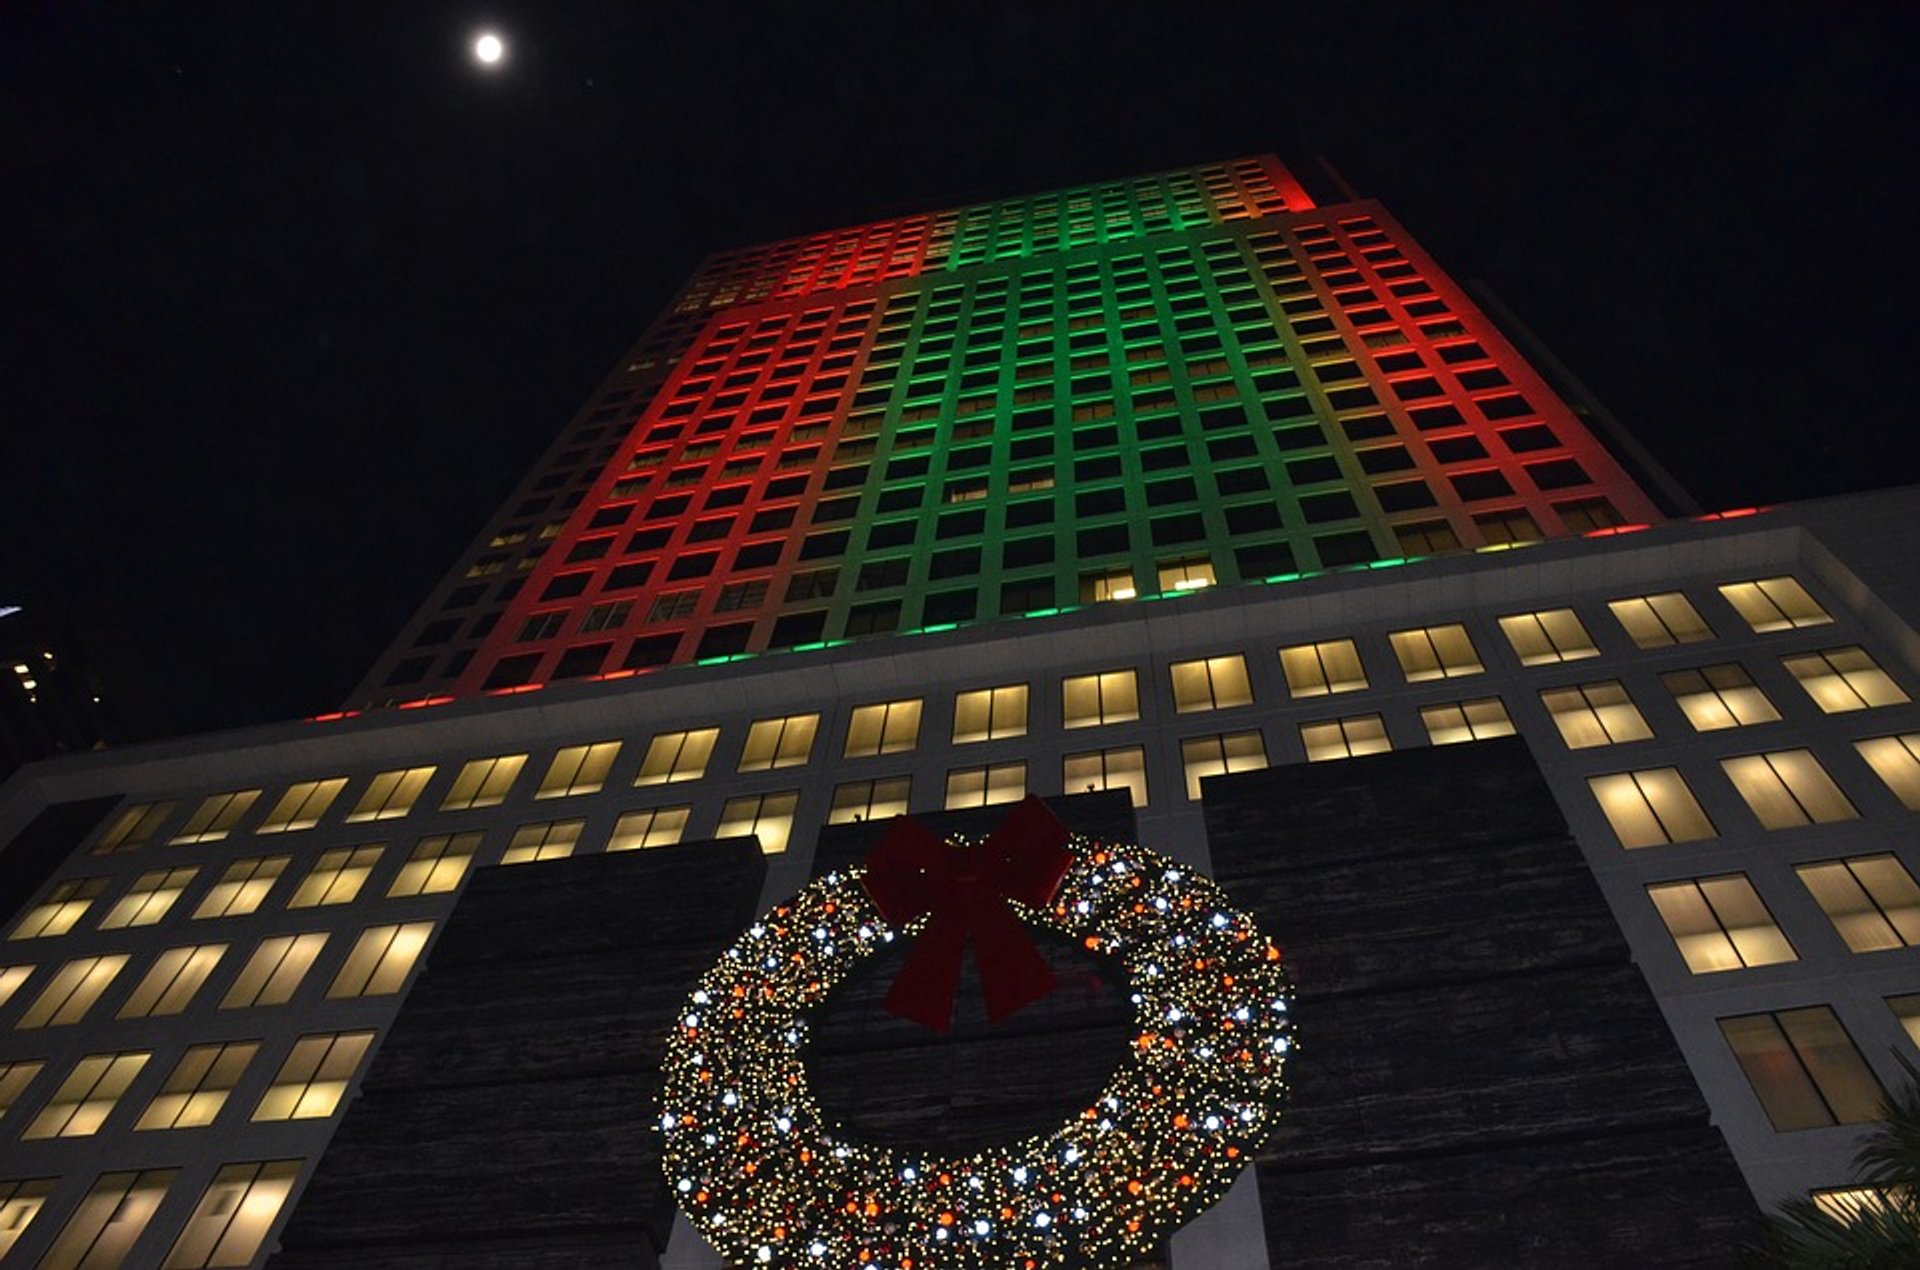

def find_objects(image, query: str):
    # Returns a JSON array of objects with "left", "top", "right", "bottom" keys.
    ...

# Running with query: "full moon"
[{"left": 473, "top": 32, "right": 505, "bottom": 66}]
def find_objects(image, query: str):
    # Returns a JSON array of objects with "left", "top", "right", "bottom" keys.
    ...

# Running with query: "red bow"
[{"left": 859, "top": 795, "right": 1074, "bottom": 1032}]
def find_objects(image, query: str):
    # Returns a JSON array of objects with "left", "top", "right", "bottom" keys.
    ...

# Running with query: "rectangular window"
[
  {"left": 1647, "top": 875, "right": 1795, "bottom": 973},
  {"left": 953, "top": 684, "right": 1029, "bottom": 743},
  {"left": 1420, "top": 697, "right": 1516, "bottom": 745},
  {"left": 1169, "top": 654, "right": 1254, "bottom": 713},
  {"left": 440, "top": 754, "right": 527, "bottom": 810},
  {"left": 1156, "top": 555, "right": 1216, "bottom": 591},
  {"left": 844, "top": 699, "right": 923, "bottom": 757},
  {"left": 1062, "top": 670, "right": 1141, "bottom": 728},
  {"left": 1608, "top": 592, "right": 1713, "bottom": 648},
  {"left": 0, "top": 965, "right": 30, "bottom": 1010},
  {"left": 828, "top": 777, "right": 912, "bottom": 824},
  {"left": 1723, "top": 750, "right": 1858, "bottom": 828},
  {"left": 1784, "top": 647, "right": 1910, "bottom": 713},
  {"left": 93, "top": 801, "right": 174, "bottom": 854},
  {"left": 717, "top": 791, "right": 801, "bottom": 854},
  {"left": 254, "top": 778, "right": 348, "bottom": 834},
  {"left": 328, "top": 922, "right": 433, "bottom": 998},
  {"left": 503, "top": 819, "right": 584, "bottom": 864},
  {"left": 739, "top": 715, "right": 820, "bottom": 771},
  {"left": 1063, "top": 746, "right": 1149, "bottom": 807},
  {"left": 1300, "top": 714, "right": 1391, "bottom": 762},
  {"left": 170, "top": 790, "right": 262, "bottom": 844},
  {"left": 1720, "top": 1007, "right": 1884, "bottom": 1130},
  {"left": 1180, "top": 731, "right": 1269, "bottom": 800},
  {"left": 344, "top": 767, "right": 436, "bottom": 822},
  {"left": 221, "top": 934, "right": 327, "bottom": 1009},
  {"left": 945, "top": 762, "right": 1027, "bottom": 809},
  {"left": 164, "top": 1159, "right": 301, "bottom": 1269},
  {"left": 1796, "top": 855, "right": 1920, "bottom": 952},
  {"left": 118, "top": 944, "right": 226, "bottom": 1019},
  {"left": 253, "top": 1032, "right": 374, "bottom": 1122},
  {"left": 387, "top": 833, "right": 480, "bottom": 898},
  {"left": 287, "top": 847, "right": 383, "bottom": 908},
  {"left": 1588, "top": 769, "right": 1716, "bottom": 848},
  {"left": 1856, "top": 733, "right": 1920, "bottom": 810},
  {"left": 636, "top": 728, "right": 720, "bottom": 785},
  {"left": 191, "top": 857, "right": 287, "bottom": 920},
  {"left": 96, "top": 866, "right": 197, "bottom": 930},
  {"left": 135, "top": 1042, "right": 258, "bottom": 1131},
  {"left": 39, "top": 1169, "right": 175, "bottom": 1270},
  {"left": 536, "top": 742, "right": 621, "bottom": 798},
  {"left": 9, "top": 876, "right": 106, "bottom": 940},
  {"left": 17, "top": 954, "right": 128, "bottom": 1028},
  {"left": 1539, "top": 681, "right": 1653, "bottom": 748},
  {"left": 1497, "top": 609, "right": 1598, "bottom": 665},
  {"left": 22, "top": 1051, "right": 150, "bottom": 1139},
  {"left": 608, "top": 806, "right": 690, "bottom": 851},
  {"left": 1662, "top": 664, "right": 1781, "bottom": 731},
  {"left": 1891, "top": 995, "right": 1920, "bottom": 1049},
  {"left": 0, "top": 1179, "right": 53, "bottom": 1259},
  {"left": 1080, "top": 567, "right": 1137, "bottom": 603},
  {"left": 1719, "top": 577, "right": 1832, "bottom": 632},
  {"left": 1279, "top": 639, "right": 1368, "bottom": 698},
  {"left": 0, "top": 1059, "right": 45, "bottom": 1121},
  {"left": 1389, "top": 623, "right": 1483, "bottom": 681}
]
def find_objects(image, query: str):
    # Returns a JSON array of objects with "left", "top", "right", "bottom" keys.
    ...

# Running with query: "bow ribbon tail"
[
  {"left": 883, "top": 910, "right": 969, "bottom": 1033},
  {"left": 968, "top": 897, "right": 1058, "bottom": 1023}
]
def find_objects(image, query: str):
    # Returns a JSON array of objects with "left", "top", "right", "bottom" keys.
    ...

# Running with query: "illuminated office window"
[
  {"left": 221, "top": 934, "right": 327, "bottom": 1009},
  {"left": 1719, "top": 577, "right": 1831, "bottom": 632},
  {"left": 609, "top": 806, "right": 690, "bottom": 851},
  {"left": 387, "top": 833, "right": 480, "bottom": 897},
  {"left": 0, "top": 1059, "right": 45, "bottom": 1122},
  {"left": 717, "top": 791, "right": 801, "bottom": 854},
  {"left": 12, "top": 876, "right": 109, "bottom": 940},
  {"left": 828, "top": 777, "right": 912, "bottom": 824},
  {"left": 95, "top": 867, "right": 195, "bottom": 932},
  {"left": 440, "top": 754, "right": 527, "bottom": 810},
  {"left": 635, "top": 728, "right": 720, "bottom": 785},
  {"left": 22, "top": 1051, "right": 149, "bottom": 1139},
  {"left": 1497, "top": 609, "right": 1598, "bottom": 666},
  {"left": 93, "top": 801, "right": 173, "bottom": 854},
  {"left": 1062, "top": 670, "right": 1140, "bottom": 728},
  {"left": 163, "top": 1159, "right": 301, "bottom": 1269},
  {"left": 1588, "top": 769, "right": 1715, "bottom": 848},
  {"left": 1389, "top": 623, "right": 1483, "bottom": 681},
  {"left": 1156, "top": 554, "right": 1216, "bottom": 592},
  {"left": 739, "top": 715, "right": 820, "bottom": 771},
  {"left": 253, "top": 1032, "right": 373, "bottom": 1122},
  {"left": 117, "top": 944, "right": 226, "bottom": 1019},
  {"left": 1278, "top": 639, "right": 1368, "bottom": 698},
  {"left": 0, "top": 964, "right": 30, "bottom": 1010},
  {"left": 0, "top": 1179, "right": 53, "bottom": 1259},
  {"left": 945, "top": 762, "right": 1027, "bottom": 810},
  {"left": 1662, "top": 664, "right": 1781, "bottom": 731},
  {"left": 17, "top": 955, "right": 128, "bottom": 1029},
  {"left": 1169, "top": 654, "right": 1253, "bottom": 713},
  {"left": 1812, "top": 1188, "right": 1899, "bottom": 1225},
  {"left": 328, "top": 922, "right": 434, "bottom": 998},
  {"left": 1420, "top": 697, "right": 1516, "bottom": 745},
  {"left": 1539, "top": 681, "right": 1653, "bottom": 749},
  {"left": 1080, "top": 566, "right": 1138, "bottom": 602},
  {"left": 1856, "top": 733, "right": 1920, "bottom": 810},
  {"left": 1063, "top": 746, "right": 1149, "bottom": 807},
  {"left": 1180, "top": 731, "right": 1269, "bottom": 800},
  {"left": 170, "top": 790, "right": 261, "bottom": 844},
  {"left": 1720, "top": 1007, "right": 1883, "bottom": 1130},
  {"left": 536, "top": 742, "right": 620, "bottom": 798},
  {"left": 345, "top": 766, "right": 437, "bottom": 822},
  {"left": 38, "top": 1168, "right": 175, "bottom": 1270},
  {"left": 1722, "top": 750, "right": 1858, "bottom": 829},
  {"left": 192, "top": 857, "right": 287, "bottom": 920},
  {"left": 1784, "top": 647, "right": 1910, "bottom": 713},
  {"left": 953, "top": 684, "right": 1029, "bottom": 743},
  {"left": 1890, "top": 995, "right": 1920, "bottom": 1049},
  {"left": 254, "top": 778, "right": 348, "bottom": 834},
  {"left": 1647, "top": 875, "right": 1795, "bottom": 973},
  {"left": 287, "top": 847, "right": 383, "bottom": 908},
  {"left": 1608, "top": 592, "right": 1713, "bottom": 649},
  {"left": 136, "top": 1042, "right": 258, "bottom": 1131},
  {"left": 844, "top": 699, "right": 923, "bottom": 757},
  {"left": 1301, "top": 714, "right": 1391, "bottom": 762},
  {"left": 502, "top": 819, "right": 584, "bottom": 864},
  {"left": 1796, "top": 855, "right": 1920, "bottom": 952}
]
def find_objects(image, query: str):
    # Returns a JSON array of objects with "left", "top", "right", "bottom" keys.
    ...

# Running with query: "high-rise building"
[{"left": 3, "top": 155, "right": 1917, "bottom": 1267}]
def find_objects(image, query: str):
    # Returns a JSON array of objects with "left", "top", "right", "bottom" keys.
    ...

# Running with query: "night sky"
[{"left": 3, "top": 4, "right": 1913, "bottom": 739}]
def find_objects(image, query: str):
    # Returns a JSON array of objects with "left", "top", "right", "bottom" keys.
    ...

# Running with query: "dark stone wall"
[{"left": 1200, "top": 736, "right": 1757, "bottom": 1268}]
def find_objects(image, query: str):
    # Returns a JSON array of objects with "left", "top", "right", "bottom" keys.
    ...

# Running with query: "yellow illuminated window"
[
  {"left": 1662, "top": 664, "right": 1781, "bottom": 731},
  {"left": 328, "top": 922, "right": 433, "bottom": 998},
  {"left": 1, "top": 1059, "right": 45, "bottom": 1121},
  {"left": 1279, "top": 639, "right": 1367, "bottom": 698},
  {"left": 163, "top": 1159, "right": 301, "bottom": 1269},
  {"left": 221, "top": 934, "right": 327, "bottom": 1009},
  {"left": 1062, "top": 670, "right": 1140, "bottom": 728},
  {"left": 1812, "top": 1188, "right": 1899, "bottom": 1225},
  {"left": 1784, "top": 647, "right": 1909, "bottom": 713},
  {"left": 1169, "top": 654, "right": 1253, "bottom": 713},
  {"left": 17, "top": 955, "right": 128, "bottom": 1029},
  {"left": 635, "top": 728, "right": 720, "bottom": 785},
  {"left": 440, "top": 753, "right": 527, "bottom": 810},
  {"left": 1796, "top": 855, "right": 1920, "bottom": 952},
  {"left": 1647, "top": 875, "right": 1795, "bottom": 973},
  {"left": 844, "top": 700, "right": 923, "bottom": 757},
  {"left": 953, "top": 684, "right": 1028, "bottom": 743},
  {"left": 1420, "top": 697, "right": 1515, "bottom": 745},
  {"left": 253, "top": 1032, "right": 373, "bottom": 1122},
  {"left": 0, "top": 1179, "right": 54, "bottom": 1258},
  {"left": 1156, "top": 554, "right": 1216, "bottom": 592},
  {"left": 608, "top": 806, "right": 690, "bottom": 851},
  {"left": 136, "top": 1042, "right": 258, "bottom": 1131},
  {"left": 1588, "top": 769, "right": 1716, "bottom": 848},
  {"left": 1180, "top": 731, "right": 1268, "bottom": 800},
  {"left": 96, "top": 867, "right": 197, "bottom": 931},
  {"left": 945, "top": 762, "right": 1027, "bottom": 810},
  {"left": 1388, "top": 624, "right": 1483, "bottom": 681},
  {"left": 1720, "top": 1008, "right": 1883, "bottom": 1130},
  {"left": 1608, "top": 592, "right": 1714, "bottom": 648},
  {"left": 1063, "top": 746, "right": 1148, "bottom": 807},
  {"left": 93, "top": 801, "right": 174, "bottom": 854},
  {"left": 0, "top": 965, "right": 30, "bottom": 1010},
  {"left": 1539, "top": 681, "right": 1653, "bottom": 749},
  {"left": 1719, "top": 576, "right": 1831, "bottom": 633},
  {"left": 10, "top": 876, "right": 106, "bottom": 940},
  {"left": 1722, "top": 750, "right": 1857, "bottom": 829},
  {"left": 536, "top": 742, "right": 620, "bottom": 798},
  {"left": 1890, "top": 995, "right": 1920, "bottom": 1049},
  {"left": 23, "top": 1051, "right": 150, "bottom": 1139},
  {"left": 1856, "top": 733, "right": 1920, "bottom": 810},
  {"left": 1301, "top": 714, "right": 1390, "bottom": 762},
  {"left": 828, "top": 777, "right": 911, "bottom": 824},
  {"left": 387, "top": 833, "right": 479, "bottom": 897},
  {"left": 170, "top": 789, "right": 261, "bottom": 844},
  {"left": 254, "top": 778, "right": 348, "bottom": 834},
  {"left": 286, "top": 847, "right": 382, "bottom": 909},
  {"left": 345, "top": 766, "right": 437, "bottom": 822},
  {"left": 192, "top": 857, "right": 287, "bottom": 920},
  {"left": 739, "top": 715, "right": 819, "bottom": 772},
  {"left": 39, "top": 1169, "right": 175, "bottom": 1270},
  {"left": 718, "top": 791, "right": 801, "bottom": 855},
  {"left": 1497, "top": 609, "right": 1598, "bottom": 666},
  {"left": 1080, "top": 567, "right": 1138, "bottom": 602},
  {"left": 503, "top": 819, "right": 583, "bottom": 864},
  {"left": 118, "top": 944, "right": 227, "bottom": 1019}
]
